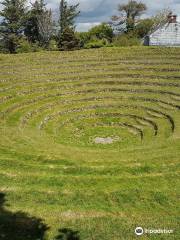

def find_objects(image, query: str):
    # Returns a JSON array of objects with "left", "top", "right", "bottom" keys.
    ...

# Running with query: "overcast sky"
[
  {"left": 0, "top": 0, "right": 179, "bottom": 31},
  {"left": 45, "top": 0, "right": 180, "bottom": 31}
]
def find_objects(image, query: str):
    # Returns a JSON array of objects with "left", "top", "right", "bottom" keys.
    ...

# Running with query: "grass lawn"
[{"left": 0, "top": 47, "right": 179, "bottom": 239}]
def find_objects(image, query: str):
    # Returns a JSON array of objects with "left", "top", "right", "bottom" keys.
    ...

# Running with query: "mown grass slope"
[{"left": 0, "top": 47, "right": 180, "bottom": 239}]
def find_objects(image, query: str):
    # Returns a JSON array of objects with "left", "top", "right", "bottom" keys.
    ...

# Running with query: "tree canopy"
[
  {"left": 111, "top": 0, "right": 147, "bottom": 33},
  {"left": 0, "top": 0, "right": 27, "bottom": 53},
  {"left": 58, "top": 0, "right": 80, "bottom": 50}
]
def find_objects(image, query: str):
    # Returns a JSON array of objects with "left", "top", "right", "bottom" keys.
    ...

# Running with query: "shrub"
[
  {"left": 0, "top": 40, "right": 8, "bottom": 53},
  {"left": 58, "top": 27, "right": 80, "bottom": 51},
  {"left": 48, "top": 39, "right": 58, "bottom": 51},
  {"left": 31, "top": 42, "right": 42, "bottom": 52},
  {"left": 16, "top": 38, "right": 32, "bottom": 53},
  {"left": 76, "top": 32, "right": 90, "bottom": 48},
  {"left": 113, "top": 33, "right": 140, "bottom": 47},
  {"left": 16, "top": 38, "right": 42, "bottom": 53},
  {"left": 77, "top": 24, "right": 113, "bottom": 49},
  {"left": 84, "top": 39, "right": 106, "bottom": 49}
]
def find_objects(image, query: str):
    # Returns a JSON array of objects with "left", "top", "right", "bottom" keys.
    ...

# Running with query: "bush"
[
  {"left": 48, "top": 39, "right": 58, "bottom": 51},
  {"left": 84, "top": 39, "right": 106, "bottom": 49},
  {"left": 0, "top": 40, "right": 8, "bottom": 53},
  {"left": 31, "top": 42, "right": 42, "bottom": 52},
  {"left": 16, "top": 38, "right": 41, "bottom": 53},
  {"left": 16, "top": 38, "right": 32, "bottom": 53},
  {"left": 76, "top": 32, "right": 90, "bottom": 48},
  {"left": 58, "top": 27, "right": 80, "bottom": 51},
  {"left": 77, "top": 24, "right": 113, "bottom": 49},
  {"left": 113, "top": 34, "right": 140, "bottom": 47}
]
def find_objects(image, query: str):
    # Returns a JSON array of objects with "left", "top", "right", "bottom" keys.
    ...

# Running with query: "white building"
[{"left": 144, "top": 14, "right": 180, "bottom": 46}]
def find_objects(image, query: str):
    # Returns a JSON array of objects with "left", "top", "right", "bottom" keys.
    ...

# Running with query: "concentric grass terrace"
[{"left": 0, "top": 47, "right": 180, "bottom": 239}]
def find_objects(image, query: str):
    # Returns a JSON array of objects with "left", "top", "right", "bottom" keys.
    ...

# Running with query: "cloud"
[
  {"left": 76, "top": 22, "right": 101, "bottom": 32},
  {"left": 44, "top": 0, "right": 180, "bottom": 31},
  {"left": 1, "top": 0, "right": 180, "bottom": 31}
]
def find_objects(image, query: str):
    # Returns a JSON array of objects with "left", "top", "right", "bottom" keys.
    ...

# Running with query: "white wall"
[{"left": 149, "top": 22, "right": 180, "bottom": 46}]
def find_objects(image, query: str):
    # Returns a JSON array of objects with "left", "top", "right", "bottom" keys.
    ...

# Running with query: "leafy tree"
[
  {"left": 111, "top": 0, "right": 147, "bottom": 33},
  {"left": 0, "top": 0, "right": 27, "bottom": 53},
  {"left": 88, "top": 23, "right": 113, "bottom": 42},
  {"left": 77, "top": 24, "right": 113, "bottom": 48},
  {"left": 135, "top": 18, "right": 154, "bottom": 38},
  {"left": 58, "top": 0, "right": 80, "bottom": 50}
]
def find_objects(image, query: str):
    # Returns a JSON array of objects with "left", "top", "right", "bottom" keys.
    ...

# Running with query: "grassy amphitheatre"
[{"left": 0, "top": 47, "right": 179, "bottom": 239}]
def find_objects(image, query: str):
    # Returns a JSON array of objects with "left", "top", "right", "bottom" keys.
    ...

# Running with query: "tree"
[
  {"left": 58, "top": 26, "right": 80, "bottom": 50},
  {"left": 150, "top": 8, "right": 172, "bottom": 34},
  {"left": 0, "top": 0, "right": 27, "bottom": 53},
  {"left": 24, "top": 0, "right": 45, "bottom": 43},
  {"left": 111, "top": 0, "right": 147, "bottom": 33},
  {"left": 58, "top": 0, "right": 80, "bottom": 50},
  {"left": 135, "top": 18, "right": 154, "bottom": 38},
  {"left": 88, "top": 23, "right": 113, "bottom": 42},
  {"left": 77, "top": 23, "right": 113, "bottom": 49},
  {"left": 37, "top": 8, "right": 53, "bottom": 47},
  {"left": 24, "top": 0, "right": 53, "bottom": 47}
]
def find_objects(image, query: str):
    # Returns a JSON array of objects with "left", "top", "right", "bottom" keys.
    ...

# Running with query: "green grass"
[{"left": 0, "top": 47, "right": 180, "bottom": 239}]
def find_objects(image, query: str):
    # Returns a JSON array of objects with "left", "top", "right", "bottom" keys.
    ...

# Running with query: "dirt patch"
[
  {"left": 93, "top": 136, "right": 120, "bottom": 144},
  {"left": 59, "top": 210, "right": 109, "bottom": 219}
]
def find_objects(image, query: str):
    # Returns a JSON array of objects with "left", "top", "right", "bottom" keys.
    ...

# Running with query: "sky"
[
  {"left": 0, "top": 0, "right": 180, "bottom": 31},
  {"left": 45, "top": 0, "right": 180, "bottom": 31}
]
